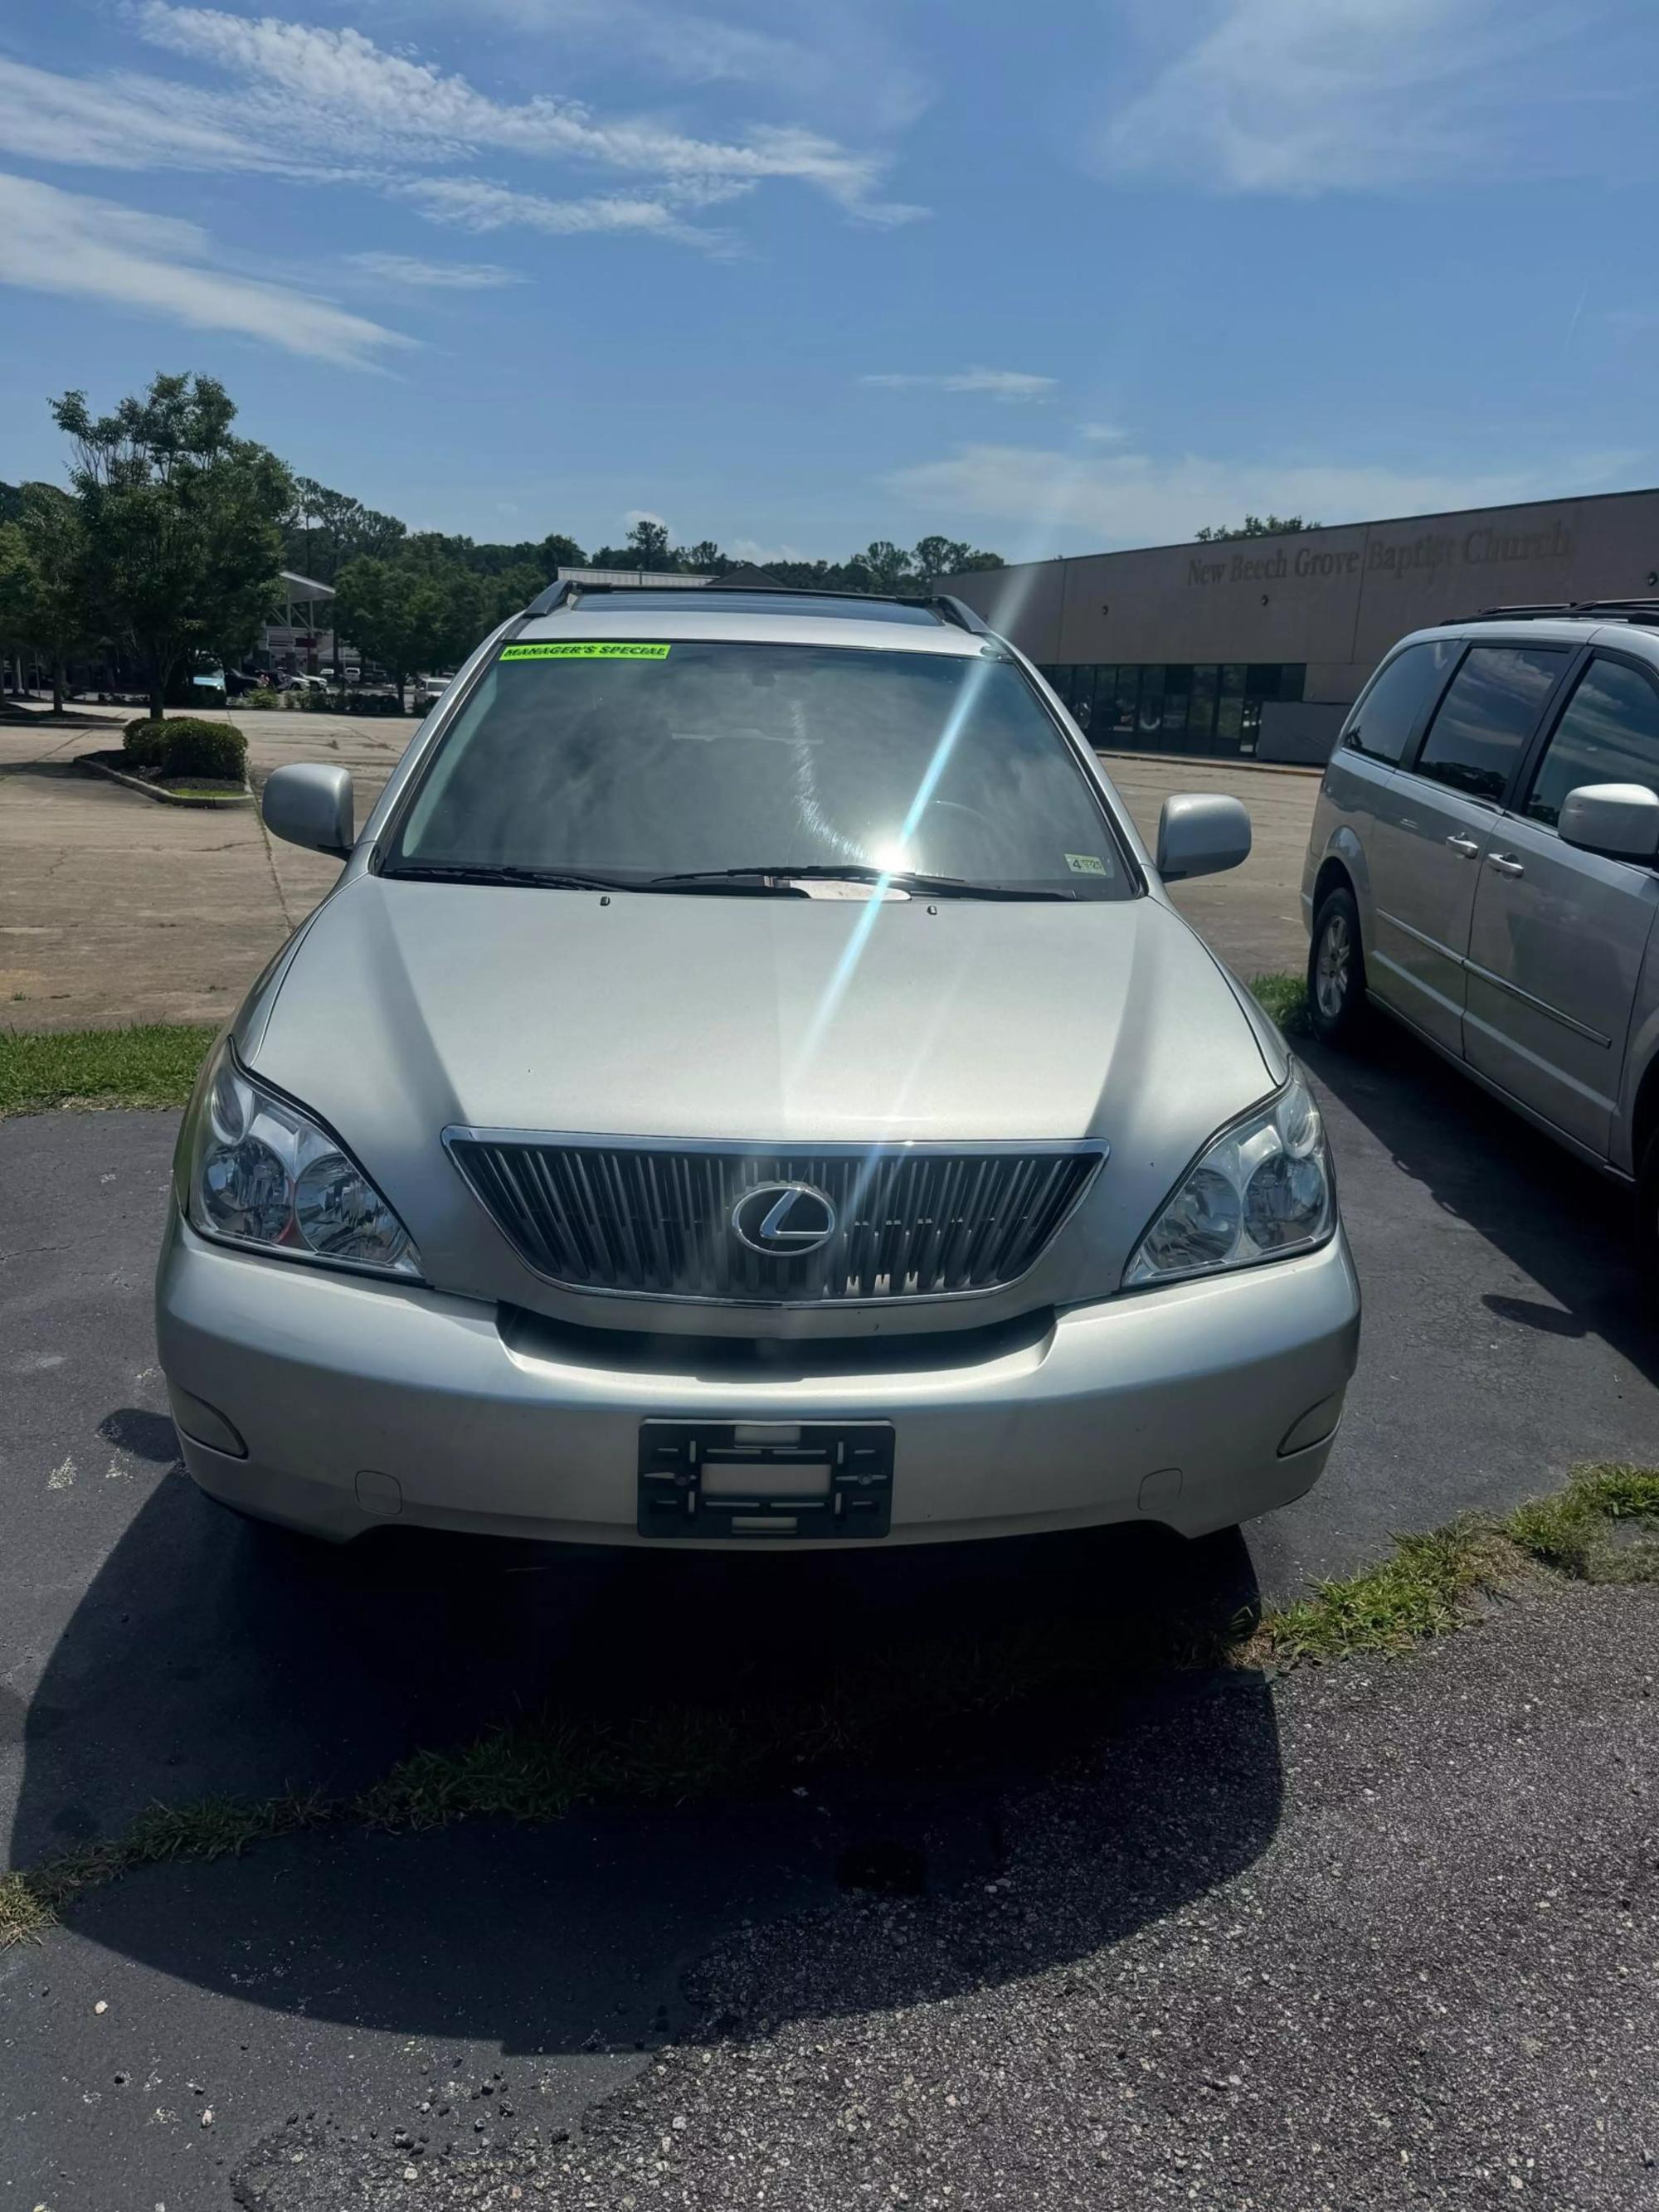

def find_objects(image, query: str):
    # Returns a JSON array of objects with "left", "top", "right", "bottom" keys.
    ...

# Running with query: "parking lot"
[
  {"left": 2, "top": 707, "right": 1317, "bottom": 1026},
  {"left": 3, "top": 715, "right": 1657, "bottom": 2206}
]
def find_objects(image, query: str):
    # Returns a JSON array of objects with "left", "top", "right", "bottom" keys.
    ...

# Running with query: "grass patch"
[
  {"left": 0, "top": 1023, "right": 215, "bottom": 1116},
  {"left": 1506, "top": 1463, "right": 1659, "bottom": 1583},
  {"left": 1250, "top": 970, "right": 1311, "bottom": 1035},
  {"left": 1258, "top": 1521, "right": 1515, "bottom": 1664},
  {"left": 4, "top": 1466, "right": 1656, "bottom": 1945},
  {"left": 0, "top": 1790, "right": 332, "bottom": 1947}
]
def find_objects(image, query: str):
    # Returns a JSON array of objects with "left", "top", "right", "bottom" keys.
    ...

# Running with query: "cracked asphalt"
[
  {"left": 4, "top": 942, "right": 1659, "bottom": 2204},
  {"left": 231, "top": 1586, "right": 1659, "bottom": 2212}
]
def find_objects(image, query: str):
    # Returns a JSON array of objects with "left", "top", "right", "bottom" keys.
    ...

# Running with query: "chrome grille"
[{"left": 445, "top": 1135, "right": 1103, "bottom": 1304}]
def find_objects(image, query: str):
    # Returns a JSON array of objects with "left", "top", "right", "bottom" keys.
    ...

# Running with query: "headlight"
[
  {"left": 186, "top": 1040, "right": 421, "bottom": 1278},
  {"left": 1124, "top": 1068, "right": 1334, "bottom": 1289}
]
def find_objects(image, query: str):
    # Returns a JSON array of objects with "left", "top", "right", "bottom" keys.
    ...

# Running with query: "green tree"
[
  {"left": 1194, "top": 513, "right": 1321, "bottom": 542},
  {"left": 52, "top": 373, "right": 292, "bottom": 720},
  {"left": 333, "top": 556, "right": 457, "bottom": 711},
  {"left": 537, "top": 531, "right": 586, "bottom": 572},
  {"left": 852, "top": 539, "right": 916, "bottom": 592},
  {"left": 0, "top": 485, "right": 94, "bottom": 712},
  {"left": 624, "top": 517, "right": 674, "bottom": 571},
  {"left": 284, "top": 477, "right": 406, "bottom": 584}
]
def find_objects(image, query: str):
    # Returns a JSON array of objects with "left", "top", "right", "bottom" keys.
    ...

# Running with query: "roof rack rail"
[
  {"left": 1449, "top": 598, "right": 1659, "bottom": 630},
  {"left": 523, "top": 579, "right": 574, "bottom": 616},
  {"left": 933, "top": 593, "right": 992, "bottom": 634},
  {"left": 518, "top": 576, "right": 997, "bottom": 631}
]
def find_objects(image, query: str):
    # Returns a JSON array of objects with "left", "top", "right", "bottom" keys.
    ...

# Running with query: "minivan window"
[
  {"left": 387, "top": 642, "right": 1133, "bottom": 899},
  {"left": 1524, "top": 654, "right": 1659, "bottom": 829},
  {"left": 1413, "top": 644, "right": 1568, "bottom": 802},
  {"left": 1341, "top": 639, "right": 1458, "bottom": 765}
]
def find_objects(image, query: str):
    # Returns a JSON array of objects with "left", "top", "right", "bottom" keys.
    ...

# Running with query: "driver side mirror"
[
  {"left": 262, "top": 762, "right": 354, "bottom": 859},
  {"left": 1558, "top": 783, "right": 1659, "bottom": 864},
  {"left": 1156, "top": 793, "right": 1253, "bottom": 882}
]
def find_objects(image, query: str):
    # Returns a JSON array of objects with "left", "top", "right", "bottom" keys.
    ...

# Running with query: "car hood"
[{"left": 245, "top": 877, "right": 1279, "bottom": 1326}]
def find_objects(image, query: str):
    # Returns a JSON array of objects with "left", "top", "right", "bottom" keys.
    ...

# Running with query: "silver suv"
[
  {"left": 1302, "top": 602, "right": 1659, "bottom": 1266},
  {"left": 157, "top": 583, "right": 1360, "bottom": 1550}
]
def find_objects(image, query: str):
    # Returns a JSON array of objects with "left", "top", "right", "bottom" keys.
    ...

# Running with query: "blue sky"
[{"left": 1, "top": 0, "right": 1656, "bottom": 560}]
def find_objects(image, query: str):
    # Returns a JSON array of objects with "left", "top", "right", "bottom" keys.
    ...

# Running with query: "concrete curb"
[
  {"left": 1092, "top": 747, "right": 1323, "bottom": 780},
  {"left": 75, "top": 754, "right": 252, "bottom": 809}
]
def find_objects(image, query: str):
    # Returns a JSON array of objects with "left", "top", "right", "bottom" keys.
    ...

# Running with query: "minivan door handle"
[
  {"left": 1486, "top": 852, "right": 1525, "bottom": 877},
  {"left": 1445, "top": 834, "right": 1481, "bottom": 858}
]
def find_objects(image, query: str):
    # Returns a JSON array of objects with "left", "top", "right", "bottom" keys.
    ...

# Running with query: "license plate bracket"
[{"left": 637, "top": 1420, "right": 894, "bottom": 1539}]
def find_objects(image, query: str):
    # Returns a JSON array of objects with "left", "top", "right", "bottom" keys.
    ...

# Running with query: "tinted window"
[
  {"left": 1414, "top": 644, "right": 1567, "bottom": 801},
  {"left": 1525, "top": 656, "right": 1659, "bottom": 828},
  {"left": 390, "top": 643, "right": 1132, "bottom": 899},
  {"left": 1342, "top": 639, "right": 1459, "bottom": 766}
]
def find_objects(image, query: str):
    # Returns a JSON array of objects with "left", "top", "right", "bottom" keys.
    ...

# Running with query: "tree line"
[{"left": 0, "top": 371, "right": 1005, "bottom": 718}]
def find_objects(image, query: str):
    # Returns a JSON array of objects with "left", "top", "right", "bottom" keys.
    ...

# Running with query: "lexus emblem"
[{"left": 731, "top": 1180, "right": 837, "bottom": 1257}]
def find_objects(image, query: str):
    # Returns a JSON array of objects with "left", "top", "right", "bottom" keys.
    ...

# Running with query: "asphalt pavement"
[{"left": 3, "top": 1001, "right": 1657, "bottom": 2205}]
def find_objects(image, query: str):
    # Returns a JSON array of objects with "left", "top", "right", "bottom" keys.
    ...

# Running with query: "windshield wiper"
[
  {"left": 648, "top": 864, "right": 1075, "bottom": 902},
  {"left": 383, "top": 863, "right": 637, "bottom": 891}
]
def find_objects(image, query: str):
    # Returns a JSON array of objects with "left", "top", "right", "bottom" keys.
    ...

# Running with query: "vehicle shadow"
[
  {"left": 12, "top": 1463, "right": 1282, "bottom": 2053},
  {"left": 1298, "top": 1018, "right": 1657, "bottom": 1387}
]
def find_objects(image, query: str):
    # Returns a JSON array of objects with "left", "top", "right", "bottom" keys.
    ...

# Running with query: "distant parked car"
[
  {"left": 287, "top": 673, "right": 330, "bottom": 696},
  {"left": 1302, "top": 603, "right": 1659, "bottom": 1271},
  {"left": 343, "top": 664, "right": 362, "bottom": 685}
]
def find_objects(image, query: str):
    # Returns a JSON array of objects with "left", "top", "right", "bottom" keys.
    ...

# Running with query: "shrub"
[
  {"left": 122, "top": 717, "right": 169, "bottom": 768},
  {"left": 119, "top": 716, "right": 246, "bottom": 782},
  {"left": 243, "top": 688, "right": 280, "bottom": 709},
  {"left": 156, "top": 717, "right": 247, "bottom": 780}
]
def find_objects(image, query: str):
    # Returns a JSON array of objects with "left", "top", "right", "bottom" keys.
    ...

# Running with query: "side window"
[
  {"left": 1524, "top": 655, "right": 1659, "bottom": 829},
  {"left": 1340, "top": 639, "right": 1459, "bottom": 765},
  {"left": 1413, "top": 644, "right": 1568, "bottom": 803}
]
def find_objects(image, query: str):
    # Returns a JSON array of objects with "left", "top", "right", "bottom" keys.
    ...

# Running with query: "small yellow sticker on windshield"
[
  {"left": 500, "top": 641, "right": 670, "bottom": 660},
  {"left": 1066, "top": 853, "right": 1107, "bottom": 875}
]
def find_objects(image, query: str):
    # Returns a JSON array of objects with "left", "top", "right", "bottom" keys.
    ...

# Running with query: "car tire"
[
  {"left": 1306, "top": 886, "right": 1368, "bottom": 1046},
  {"left": 1638, "top": 1130, "right": 1659, "bottom": 1290}
]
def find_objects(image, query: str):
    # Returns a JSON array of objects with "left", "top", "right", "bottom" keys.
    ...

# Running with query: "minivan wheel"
[
  {"left": 1307, "top": 887, "right": 1367, "bottom": 1045},
  {"left": 1638, "top": 1132, "right": 1659, "bottom": 1290}
]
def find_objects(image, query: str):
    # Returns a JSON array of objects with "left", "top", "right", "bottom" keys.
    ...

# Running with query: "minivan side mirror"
[
  {"left": 1155, "top": 793, "right": 1253, "bottom": 882},
  {"left": 1557, "top": 783, "right": 1659, "bottom": 864},
  {"left": 262, "top": 762, "right": 355, "bottom": 858}
]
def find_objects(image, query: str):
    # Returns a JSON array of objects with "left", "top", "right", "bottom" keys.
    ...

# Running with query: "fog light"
[
  {"left": 1278, "top": 1393, "right": 1343, "bottom": 1456},
  {"left": 168, "top": 1384, "right": 246, "bottom": 1459}
]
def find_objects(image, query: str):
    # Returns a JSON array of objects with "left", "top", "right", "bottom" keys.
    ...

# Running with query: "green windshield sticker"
[
  {"left": 1066, "top": 852, "right": 1107, "bottom": 876},
  {"left": 500, "top": 641, "right": 671, "bottom": 661}
]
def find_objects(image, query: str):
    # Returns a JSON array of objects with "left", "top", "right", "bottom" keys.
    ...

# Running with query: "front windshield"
[{"left": 385, "top": 640, "right": 1132, "bottom": 900}]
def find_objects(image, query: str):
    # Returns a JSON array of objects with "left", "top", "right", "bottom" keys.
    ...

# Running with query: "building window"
[
  {"left": 1052, "top": 664, "right": 1306, "bottom": 755},
  {"left": 1136, "top": 665, "right": 1165, "bottom": 735},
  {"left": 1187, "top": 665, "right": 1219, "bottom": 750}
]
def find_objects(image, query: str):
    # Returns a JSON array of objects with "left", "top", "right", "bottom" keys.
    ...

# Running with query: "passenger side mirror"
[
  {"left": 1557, "top": 783, "right": 1659, "bottom": 864},
  {"left": 262, "top": 763, "right": 355, "bottom": 859},
  {"left": 1155, "top": 793, "right": 1253, "bottom": 882}
]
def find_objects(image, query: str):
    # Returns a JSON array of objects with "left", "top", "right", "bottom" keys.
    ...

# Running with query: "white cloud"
[
  {"left": 459, "top": 0, "right": 928, "bottom": 132},
  {"left": 133, "top": 4, "right": 922, "bottom": 221},
  {"left": 1098, "top": 0, "right": 1568, "bottom": 193},
  {"left": 623, "top": 508, "right": 670, "bottom": 531},
  {"left": 861, "top": 367, "right": 1057, "bottom": 401},
  {"left": 1078, "top": 422, "right": 1130, "bottom": 443},
  {"left": 396, "top": 176, "right": 729, "bottom": 250},
  {"left": 343, "top": 250, "right": 523, "bottom": 288},
  {"left": 0, "top": 55, "right": 327, "bottom": 178},
  {"left": 0, "top": 171, "right": 410, "bottom": 367},
  {"left": 884, "top": 440, "right": 1639, "bottom": 551}
]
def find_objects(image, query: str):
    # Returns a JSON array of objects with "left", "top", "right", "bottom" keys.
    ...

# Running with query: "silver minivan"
[{"left": 1301, "top": 604, "right": 1659, "bottom": 1266}]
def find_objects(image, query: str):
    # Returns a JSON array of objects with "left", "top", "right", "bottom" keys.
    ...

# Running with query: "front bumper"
[{"left": 155, "top": 1212, "right": 1361, "bottom": 1549}]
